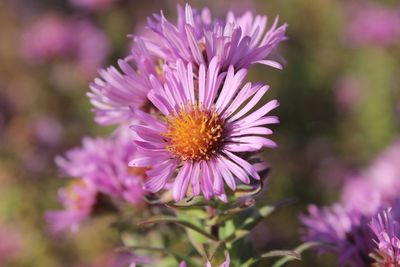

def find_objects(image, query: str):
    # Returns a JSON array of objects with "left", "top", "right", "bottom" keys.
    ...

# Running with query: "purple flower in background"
[
  {"left": 341, "top": 176, "right": 382, "bottom": 217},
  {"left": 334, "top": 76, "right": 362, "bottom": 113},
  {"left": 301, "top": 139, "right": 400, "bottom": 266},
  {"left": 33, "top": 116, "right": 63, "bottom": 147},
  {"left": 76, "top": 251, "right": 152, "bottom": 267},
  {"left": 300, "top": 204, "right": 373, "bottom": 267},
  {"left": 0, "top": 224, "right": 23, "bottom": 265},
  {"left": 55, "top": 128, "right": 145, "bottom": 204},
  {"left": 21, "top": 15, "right": 109, "bottom": 78},
  {"left": 46, "top": 179, "right": 97, "bottom": 233},
  {"left": 346, "top": 3, "right": 400, "bottom": 47},
  {"left": 69, "top": 0, "right": 116, "bottom": 10},
  {"left": 365, "top": 140, "right": 400, "bottom": 202},
  {"left": 369, "top": 208, "right": 400, "bottom": 266},
  {"left": 144, "top": 4, "right": 287, "bottom": 70},
  {"left": 130, "top": 58, "right": 278, "bottom": 201},
  {"left": 21, "top": 15, "right": 74, "bottom": 62},
  {"left": 88, "top": 40, "right": 158, "bottom": 125}
]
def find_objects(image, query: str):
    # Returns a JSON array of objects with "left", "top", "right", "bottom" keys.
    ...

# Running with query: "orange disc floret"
[{"left": 162, "top": 103, "right": 225, "bottom": 161}]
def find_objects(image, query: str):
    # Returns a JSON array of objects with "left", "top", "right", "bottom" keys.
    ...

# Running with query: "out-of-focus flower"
[
  {"left": 69, "top": 0, "right": 116, "bottom": 10},
  {"left": 0, "top": 224, "right": 23, "bottom": 265},
  {"left": 144, "top": 4, "right": 287, "bottom": 70},
  {"left": 365, "top": 139, "right": 400, "bottom": 201},
  {"left": 345, "top": 3, "right": 400, "bottom": 47},
  {"left": 20, "top": 14, "right": 109, "bottom": 78},
  {"left": 369, "top": 208, "right": 400, "bottom": 267},
  {"left": 46, "top": 179, "right": 97, "bottom": 233},
  {"left": 301, "top": 139, "right": 400, "bottom": 266},
  {"left": 32, "top": 116, "right": 63, "bottom": 147},
  {"left": 55, "top": 128, "right": 145, "bottom": 204},
  {"left": 300, "top": 204, "right": 372, "bottom": 266},
  {"left": 88, "top": 40, "right": 158, "bottom": 125},
  {"left": 130, "top": 58, "right": 278, "bottom": 201},
  {"left": 76, "top": 250, "right": 152, "bottom": 267},
  {"left": 334, "top": 76, "right": 362, "bottom": 113},
  {"left": 341, "top": 139, "right": 400, "bottom": 217},
  {"left": 341, "top": 176, "right": 382, "bottom": 217}
]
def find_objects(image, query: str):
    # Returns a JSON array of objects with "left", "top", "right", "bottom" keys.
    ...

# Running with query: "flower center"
[{"left": 162, "top": 104, "right": 224, "bottom": 161}]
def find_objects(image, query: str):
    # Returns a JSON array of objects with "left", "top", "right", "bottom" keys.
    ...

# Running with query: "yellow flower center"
[{"left": 162, "top": 104, "right": 224, "bottom": 161}]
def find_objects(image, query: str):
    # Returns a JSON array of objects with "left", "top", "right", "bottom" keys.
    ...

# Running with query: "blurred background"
[{"left": 0, "top": 0, "right": 399, "bottom": 266}]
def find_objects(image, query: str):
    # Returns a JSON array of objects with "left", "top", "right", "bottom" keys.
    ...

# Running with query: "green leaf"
[
  {"left": 209, "top": 198, "right": 256, "bottom": 226},
  {"left": 242, "top": 250, "right": 301, "bottom": 267},
  {"left": 138, "top": 215, "right": 219, "bottom": 241},
  {"left": 166, "top": 196, "right": 214, "bottom": 209},
  {"left": 272, "top": 242, "right": 320, "bottom": 267},
  {"left": 260, "top": 250, "right": 301, "bottom": 260}
]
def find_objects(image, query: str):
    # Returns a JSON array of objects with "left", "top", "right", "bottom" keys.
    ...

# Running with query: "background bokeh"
[{"left": 0, "top": 0, "right": 399, "bottom": 266}]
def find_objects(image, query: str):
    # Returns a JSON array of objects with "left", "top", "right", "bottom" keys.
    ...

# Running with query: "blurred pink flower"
[
  {"left": 33, "top": 116, "right": 63, "bottom": 147},
  {"left": 21, "top": 14, "right": 109, "bottom": 78},
  {"left": 46, "top": 179, "right": 97, "bottom": 233},
  {"left": 69, "top": 0, "right": 116, "bottom": 10},
  {"left": 0, "top": 224, "right": 23, "bottom": 265},
  {"left": 346, "top": 3, "right": 400, "bottom": 47},
  {"left": 365, "top": 139, "right": 400, "bottom": 201},
  {"left": 334, "top": 76, "right": 362, "bottom": 113},
  {"left": 55, "top": 127, "right": 145, "bottom": 204}
]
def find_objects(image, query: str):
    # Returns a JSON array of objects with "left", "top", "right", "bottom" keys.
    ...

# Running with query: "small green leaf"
[
  {"left": 272, "top": 242, "right": 320, "bottom": 267},
  {"left": 260, "top": 250, "right": 301, "bottom": 260},
  {"left": 138, "top": 215, "right": 219, "bottom": 241}
]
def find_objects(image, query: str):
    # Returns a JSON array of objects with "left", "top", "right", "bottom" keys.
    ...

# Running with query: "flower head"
[
  {"left": 144, "top": 4, "right": 287, "bottom": 70},
  {"left": 300, "top": 204, "right": 372, "bottom": 266},
  {"left": 46, "top": 179, "right": 97, "bottom": 233},
  {"left": 88, "top": 39, "right": 159, "bottom": 125},
  {"left": 55, "top": 128, "right": 145, "bottom": 204},
  {"left": 130, "top": 58, "right": 278, "bottom": 201},
  {"left": 370, "top": 208, "right": 400, "bottom": 266}
]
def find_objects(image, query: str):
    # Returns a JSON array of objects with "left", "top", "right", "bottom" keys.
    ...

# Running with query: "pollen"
[{"left": 162, "top": 103, "right": 225, "bottom": 161}]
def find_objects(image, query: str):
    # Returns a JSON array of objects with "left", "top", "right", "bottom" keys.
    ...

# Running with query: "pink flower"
[{"left": 130, "top": 58, "right": 278, "bottom": 201}]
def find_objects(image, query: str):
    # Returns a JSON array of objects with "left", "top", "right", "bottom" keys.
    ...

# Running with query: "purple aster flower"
[
  {"left": 130, "top": 58, "right": 278, "bottom": 201},
  {"left": 88, "top": 39, "right": 159, "bottom": 125},
  {"left": 369, "top": 208, "right": 400, "bottom": 266},
  {"left": 46, "top": 179, "right": 97, "bottom": 233},
  {"left": 300, "top": 204, "right": 373, "bottom": 267},
  {"left": 55, "top": 128, "right": 145, "bottom": 204},
  {"left": 345, "top": 3, "right": 400, "bottom": 47},
  {"left": 144, "top": 4, "right": 287, "bottom": 70}
]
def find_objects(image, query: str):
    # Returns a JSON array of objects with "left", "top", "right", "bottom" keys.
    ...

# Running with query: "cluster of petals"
[
  {"left": 370, "top": 208, "right": 400, "bottom": 266},
  {"left": 301, "top": 140, "right": 400, "bottom": 266},
  {"left": 129, "top": 58, "right": 278, "bottom": 201},
  {"left": 145, "top": 4, "right": 287, "bottom": 70},
  {"left": 88, "top": 3, "right": 287, "bottom": 127},
  {"left": 86, "top": 3, "right": 285, "bottom": 201},
  {"left": 47, "top": 128, "right": 145, "bottom": 232}
]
